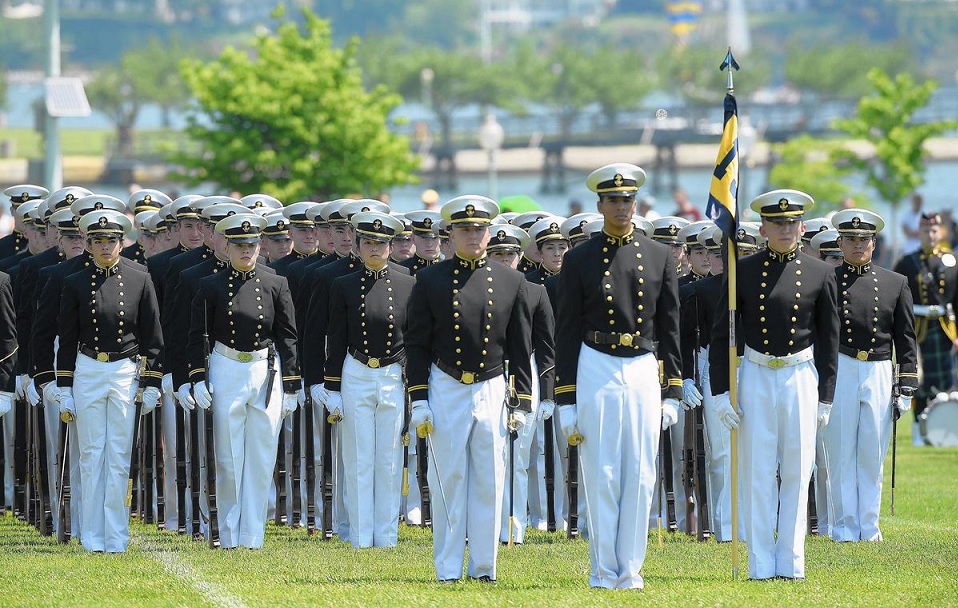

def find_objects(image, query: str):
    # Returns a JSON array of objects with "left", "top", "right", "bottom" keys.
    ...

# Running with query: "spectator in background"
[
  {"left": 672, "top": 187, "right": 702, "bottom": 222},
  {"left": 639, "top": 195, "right": 660, "bottom": 220},
  {"left": 900, "top": 193, "right": 923, "bottom": 254},
  {"left": 568, "top": 199, "right": 583, "bottom": 216},
  {"left": 421, "top": 188, "right": 440, "bottom": 211}
]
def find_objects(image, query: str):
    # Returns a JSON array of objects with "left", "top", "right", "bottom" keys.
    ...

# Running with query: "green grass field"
[{"left": 1, "top": 415, "right": 955, "bottom": 607}]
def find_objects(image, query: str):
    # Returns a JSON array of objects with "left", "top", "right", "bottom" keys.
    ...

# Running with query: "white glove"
[
  {"left": 162, "top": 373, "right": 174, "bottom": 396},
  {"left": 42, "top": 382, "right": 61, "bottom": 405},
  {"left": 896, "top": 395, "right": 913, "bottom": 414},
  {"left": 557, "top": 404, "right": 578, "bottom": 441},
  {"left": 325, "top": 391, "right": 343, "bottom": 418},
  {"left": 15, "top": 374, "right": 27, "bottom": 399},
  {"left": 193, "top": 382, "right": 213, "bottom": 410},
  {"left": 282, "top": 393, "right": 298, "bottom": 418},
  {"left": 662, "top": 398, "right": 680, "bottom": 430},
  {"left": 59, "top": 388, "right": 76, "bottom": 419},
  {"left": 177, "top": 383, "right": 196, "bottom": 410},
  {"left": 25, "top": 379, "right": 41, "bottom": 407},
  {"left": 712, "top": 392, "right": 741, "bottom": 430},
  {"left": 141, "top": 386, "right": 161, "bottom": 415},
  {"left": 409, "top": 400, "right": 432, "bottom": 437},
  {"left": 537, "top": 399, "right": 555, "bottom": 422},
  {"left": 817, "top": 401, "right": 832, "bottom": 430},
  {"left": 509, "top": 410, "right": 527, "bottom": 432},
  {"left": 296, "top": 386, "right": 306, "bottom": 408},
  {"left": 0, "top": 391, "right": 12, "bottom": 417},
  {"left": 309, "top": 383, "right": 329, "bottom": 408},
  {"left": 681, "top": 379, "right": 703, "bottom": 409}
]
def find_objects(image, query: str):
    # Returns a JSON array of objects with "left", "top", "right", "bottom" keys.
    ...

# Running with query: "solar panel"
[{"left": 44, "top": 77, "right": 92, "bottom": 118}]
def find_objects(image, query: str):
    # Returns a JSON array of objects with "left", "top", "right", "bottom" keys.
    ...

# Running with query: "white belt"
[
  {"left": 213, "top": 342, "right": 270, "bottom": 362},
  {"left": 913, "top": 304, "right": 946, "bottom": 319},
  {"left": 743, "top": 345, "right": 814, "bottom": 369}
]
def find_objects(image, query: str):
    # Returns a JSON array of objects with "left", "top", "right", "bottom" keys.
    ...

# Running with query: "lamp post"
[
  {"left": 477, "top": 112, "right": 504, "bottom": 202},
  {"left": 44, "top": 0, "right": 61, "bottom": 190}
]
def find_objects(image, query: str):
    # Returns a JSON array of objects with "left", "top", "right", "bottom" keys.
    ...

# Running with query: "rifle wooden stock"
[
  {"left": 188, "top": 409, "right": 201, "bottom": 538},
  {"left": 304, "top": 395, "right": 317, "bottom": 535},
  {"left": 321, "top": 414, "right": 334, "bottom": 539},
  {"left": 175, "top": 405, "right": 189, "bottom": 534},
  {"left": 143, "top": 411, "right": 155, "bottom": 524},
  {"left": 202, "top": 301, "right": 220, "bottom": 549},
  {"left": 544, "top": 417, "right": 556, "bottom": 533},
  {"left": 154, "top": 405, "right": 166, "bottom": 529},
  {"left": 661, "top": 427, "right": 678, "bottom": 533},
  {"left": 566, "top": 442, "right": 579, "bottom": 539}
]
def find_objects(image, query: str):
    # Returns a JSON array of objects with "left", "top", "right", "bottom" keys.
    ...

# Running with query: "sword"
[
  {"left": 890, "top": 363, "right": 901, "bottom": 516},
  {"left": 424, "top": 433, "right": 454, "bottom": 537}
]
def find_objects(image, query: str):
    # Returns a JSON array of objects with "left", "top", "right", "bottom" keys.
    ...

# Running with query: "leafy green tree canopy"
[
  {"left": 785, "top": 40, "right": 915, "bottom": 99},
  {"left": 170, "top": 8, "right": 418, "bottom": 201},
  {"left": 767, "top": 134, "right": 857, "bottom": 216}
]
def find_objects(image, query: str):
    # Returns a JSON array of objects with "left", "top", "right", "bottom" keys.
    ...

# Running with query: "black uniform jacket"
[{"left": 555, "top": 229, "right": 683, "bottom": 404}]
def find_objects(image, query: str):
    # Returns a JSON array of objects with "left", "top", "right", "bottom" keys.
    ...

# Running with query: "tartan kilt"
[{"left": 918, "top": 323, "right": 957, "bottom": 397}]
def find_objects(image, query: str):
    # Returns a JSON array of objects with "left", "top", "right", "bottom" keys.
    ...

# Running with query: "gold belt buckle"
[
  {"left": 856, "top": 350, "right": 869, "bottom": 361},
  {"left": 368, "top": 357, "right": 380, "bottom": 368},
  {"left": 618, "top": 333, "right": 634, "bottom": 347},
  {"left": 237, "top": 352, "right": 253, "bottom": 363},
  {"left": 461, "top": 371, "right": 475, "bottom": 384},
  {"left": 768, "top": 358, "right": 786, "bottom": 369},
  {"left": 96, "top": 352, "right": 109, "bottom": 362}
]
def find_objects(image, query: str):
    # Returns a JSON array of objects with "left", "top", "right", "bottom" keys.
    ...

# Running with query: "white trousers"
[
  {"left": 2, "top": 404, "right": 13, "bottom": 507},
  {"left": 73, "top": 353, "right": 137, "bottom": 552},
  {"left": 340, "top": 354, "right": 404, "bottom": 548},
  {"left": 428, "top": 365, "right": 507, "bottom": 581},
  {"left": 738, "top": 355, "right": 818, "bottom": 579},
  {"left": 500, "top": 356, "right": 539, "bottom": 543},
  {"left": 209, "top": 350, "right": 283, "bottom": 549},
  {"left": 160, "top": 377, "right": 183, "bottom": 532},
  {"left": 577, "top": 346, "right": 660, "bottom": 590},
  {"left": 823, "top": 355, "right": 893, "bottom": 542}
]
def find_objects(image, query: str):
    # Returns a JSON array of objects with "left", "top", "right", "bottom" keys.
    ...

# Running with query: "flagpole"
[{"left": 722, "top": 48, "right": 741, "bottom": 582}]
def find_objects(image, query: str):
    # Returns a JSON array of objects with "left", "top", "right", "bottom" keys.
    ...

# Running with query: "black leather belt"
[
  {"left": 348, "top": 346, "right": 405, "bottom": 369},
  {"left": 434, "top": 358, "right": 503, "bottom": 385},
  {"left": 79, "top": 344, "right": 139, "bottom": 363},
  {"left": 839, "top": 346, "right": 892, "bottom": 362},
  {"left": 586, "top": 331, "right": 657, "bottom": 353}
]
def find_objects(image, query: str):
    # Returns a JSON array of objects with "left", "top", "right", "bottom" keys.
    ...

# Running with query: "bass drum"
[{"left": 920, "top": 394, "right": 958, "bottom": 447}]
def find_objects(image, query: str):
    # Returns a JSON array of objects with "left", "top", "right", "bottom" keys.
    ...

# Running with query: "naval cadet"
[
  {"left": 510, "top": 211, "right": 554, "bottom": 274},
  {"left": 650, "top": 216, "right": 691, "bottom": 277},
  {"left": 400, "top": 210, "right": 443, "bottom": 275},
  {"left": 554, "top": 163, "right": 682, "bottom": 589},
  {"left": 123, "top": 189, "right": 172, "bottom": 264},
  {"left": 709, "top": 190, "right": 839, "bottom": 580},
  {"left": 240, "top": 194, "right": 283, "bottom": 214},
  {"left": 56, "top": 209, "right": 163, "bottom": 553},
  {"left": 324, "top": 211, "right": 414, "bottom": 548},
  {"left": 186, "top": 213, "right": 299, "bottom": 549},
  {"left": 268, "top": 201, "right": 321, "bottom": 276},
  {"left": 389, "top": 212, "right": 416, "bottom": 263},
  {"left": 261, "top": 212, "right": 293, "bottom": 264},
  {"left": 405, "top": 195, "right": 534, "bottom": 583},
  {"left": 809, "top": 230, "right": 844, "bottom": 266},
  {"left": 823, "top": 209, "right": 917, "bottom": 542},
  {"left": 1, "top": 185, "right": 47, "bottom": 260},
  {"left": 892, "top": 212, "right": 958, "bottom": 446}
]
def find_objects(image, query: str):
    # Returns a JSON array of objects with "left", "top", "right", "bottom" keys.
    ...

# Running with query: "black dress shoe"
[{"left": 471, "top": 575, "right": 496, "bottom": 583}]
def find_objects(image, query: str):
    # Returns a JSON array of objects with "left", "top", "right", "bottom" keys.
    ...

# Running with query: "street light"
[{"left": 477, "top": 112, "right": 504, "bottom": 202}]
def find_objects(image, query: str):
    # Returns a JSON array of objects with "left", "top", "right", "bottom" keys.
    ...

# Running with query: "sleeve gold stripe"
[
  {"left": 189, "top": 368, "right": 206, "bottom": 376},
  {"left": 538, "top": 365, "right": 555, "bottom": 376},
  {"left": 517, "top": 393, "right": 532, "bottom": 400},
  {"left": 282, "top": 375, "right": 301, "bottom": 381},
  {"left": 555, "top": 385, "right": 576, "bottom": 395},
  {"left": 407, "top": 384, "right": 428, "bottom": 393},
  {"left": 56, "top": 371, "right": 74, "bottom": 377},
  {"left": 0, "top": 346, "right": 18, "bottom": 364},
  {"left": 323, "top": 376, "right": 341, "bottom": 382},
  {"left": 667, "top": 378, "right": 683, "bottom": 387}
]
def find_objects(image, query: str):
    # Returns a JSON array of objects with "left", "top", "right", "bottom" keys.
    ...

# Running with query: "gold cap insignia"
[
  {"left": 144, "top": 195, "right": 152, "bottom": 203},
  {"left": 276, "top": 220, "right": 285, "bottom": 230},
  {"left": 423, "top": 217, "right": 433, "bottom": 228},
  {"left": 549, "top": 222, "right": 559, "bottom": 233},
  {"left": 226, "top": 210, "right": 236, "bottom": 217},
  {"left": 851, "top": 216, "right": 861, "bottom": 228},
  {"left": 668, "top": 224, "right": 678, "bottom": 235},
  {"left": 19, "top": 192, "right": 29, "bottom": 202},
  {"left": 613, "top": 173, "right": 624, "bottom": 187},
  {"left": 362, "top": 206, "right": 370, "bottom": 212},
  {"left": 465, "top": 204, "right": 475, "bottom": 217},
  {"left": 94, "top": 202, "right": 103, "bottom": 210},
  {"left": 66, "top": 194, "right": 75, "bottom": 204},
  {"left": 372, "top": 219, "right": 383, "bottom": 231},
  {"left": 737, "top": 228, "right": 746, "bottom": 240},
  {"left": 241, "top": 221, "right": 251, "bottom": 232},
  {"left": 254, "top": 200, "right": 263, "bottom": 207},
  {"left": 497, "top": 229, "right": 506, "bottom": 240},
  {"left": 98, "top": 216, "right": 108, "bottom": 227},
  {"left": 779, "top": 198, "right": 789, "bottom": 210}
]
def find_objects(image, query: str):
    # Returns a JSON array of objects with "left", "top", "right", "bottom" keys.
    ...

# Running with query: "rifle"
[
  {"left": 416, "top": 436, "right": 432, "bottom": 529},
  {"left": 506, "top": 370, "right": 519, "bottom": 546},
  {"left": 290, "top": 406, "right": 303, "bottom": 528},
  {"left": 890, "top": 363, "right": 901, "bottom": 516},
  {"left": 142, "top": 409, "right": 155, "bottom": 524},
  {"left": 683, "top": 406, "right": 695, "bottom": 535},
  {"left": 566, "top": 441, "right": 579, "bottom": 539},
  {"left": 807, "top": 474, "right": 819, "bottom": 535},
  {"left": 320, "top": 411, "right": 335, "bottom": 539},
  {"left": 544, "top": 415, "right": 556, "bottom": 533},
  {"left": 691, "top": 303, "right": 710, "bottom": 541},
  {"left": 13, "top": 395, "right": 27, "bottom": 519},
  {"left": 400, "top": 384, "right": 411, "bottom": 504},
  {"left": 56, "top": 412, "right": 73, "bottom": 543},
  {"left": 127, "top": 358, "right": 147, "bottom": 514},
  {"left": 188, "top": 407, "right": 202, "bottom": 539},
  {"left": 304, "top": 387, "right": 317, "bottom": 535},
  {"left": 33, "top": 394, "right": 52, "bottom": 535},
  {"left": 201, "top": 301, "right": 220, "bottom": 549},
  {"left": 154, "top": 396, "right": 166, "bottom": 529},
  {"left": 660, "top": 361, "right": 677, "bottom": 533},
  {"left": 176, "top": 402, "right": 190, "bottom": 535}
]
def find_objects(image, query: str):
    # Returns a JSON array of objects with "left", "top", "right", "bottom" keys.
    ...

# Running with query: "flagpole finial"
[{"left": 720, "top": 47, "right": 740, "bottom": 94}]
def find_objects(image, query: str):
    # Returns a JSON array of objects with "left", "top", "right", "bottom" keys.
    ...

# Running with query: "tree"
[
  {"left": 85, "top": 37, "right": 193, "bottom": 157},
  {"left": 656, "top": 44, "right": 770, "bottom": 105},
  {"left": 784, "top": 40, "right": 916, "bottom": 99},
  {"left": 169, "top": 8, "right": 418, "bottom": 201},
  {"left": 834, "top": 68, "right": 958, "bottom": 254},
  {"left": 766, "top": 135, "right": 858, "bottom": 216}
]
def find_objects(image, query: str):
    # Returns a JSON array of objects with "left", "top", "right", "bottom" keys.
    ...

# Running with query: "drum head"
[{"left": 921, "top": 398, "right": 958, "bottom": 447}]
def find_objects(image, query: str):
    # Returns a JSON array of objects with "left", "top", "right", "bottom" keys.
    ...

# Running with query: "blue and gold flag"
[{"left": 705, "top": 93, "right": 739, "bottom": 243}]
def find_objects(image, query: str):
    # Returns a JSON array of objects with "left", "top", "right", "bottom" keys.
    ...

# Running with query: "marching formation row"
[{"left": 0, "top": 161, "right": 946, "bottom": 587}]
